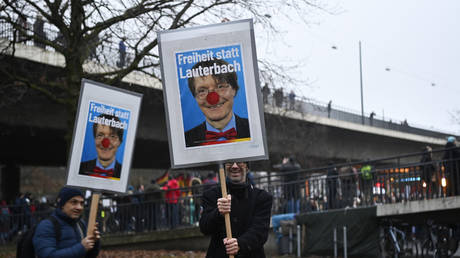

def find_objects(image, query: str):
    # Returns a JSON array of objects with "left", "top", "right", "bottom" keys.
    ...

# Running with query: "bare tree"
[{"left": 0, "top": 0, "right": 333, "bottom": 136}]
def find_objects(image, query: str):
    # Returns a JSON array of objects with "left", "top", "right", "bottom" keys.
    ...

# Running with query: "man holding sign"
[
  {"left": 185, "top": 58, "right": 250, "bottom": 147},
  {"left": 199, "top": 162, "right": 272, "bottom": 257},
  {"left": 32, "top": 187, "right": 100, "bottom": 258}
]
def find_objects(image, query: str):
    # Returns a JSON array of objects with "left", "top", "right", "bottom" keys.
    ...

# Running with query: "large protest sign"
[
  {"left": 158, "top": 19, "right": 268, "bottom": 168},
  {"left": 66, "top": 79, "right": 142, "bottom": 193}
]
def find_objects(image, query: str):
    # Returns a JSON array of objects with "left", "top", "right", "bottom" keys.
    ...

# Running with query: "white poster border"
[
  {"left": 158, "top": 19, "right": 268, "bottom": 168},
  {"left": 66, "top": 79, "right": 142, "bottom": 193}
]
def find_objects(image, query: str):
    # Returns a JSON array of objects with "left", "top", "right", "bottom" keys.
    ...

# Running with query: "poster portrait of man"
[
  {"left": 158, "top": 19, "right": 268, "bottom": 168},
  {"left": 66, "top": 79, "right": 142, "bottom": 193},
  {"left": 177, "top": 46, "right": 251, "bottom": 147},
  {"left": 79, "top": 108, "right": 129, "bottom": 179}
]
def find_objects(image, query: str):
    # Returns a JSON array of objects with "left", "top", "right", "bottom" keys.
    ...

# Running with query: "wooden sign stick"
[
  {"left": 218, "top": 163, "right": 234, "bottom": 258},
  {"left": 86, "top": 192, "right": 100, "bottom": 237}
]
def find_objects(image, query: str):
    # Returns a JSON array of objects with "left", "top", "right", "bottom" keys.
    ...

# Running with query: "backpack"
[{"left": 16, "top": 216, "right": 61, "bottom": 258}]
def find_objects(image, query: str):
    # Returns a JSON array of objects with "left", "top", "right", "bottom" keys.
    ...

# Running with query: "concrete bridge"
[
  {"left": 1, "top": 31, "right": 456, "bottom": 203},
  {"left": 0, "top": 41, "right": 452, "bottom": 170},
  {"left": 1, "top": 18, "right": 460, "bottom": 258}
]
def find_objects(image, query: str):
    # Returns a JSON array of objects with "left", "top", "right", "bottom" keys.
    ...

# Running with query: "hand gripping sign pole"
[
  {"left": 158, "top": 20, "right": 269, "bottom": 257},
  {"left": 218, "top": 163, "right": 234, "bottom": 258},
  {"left": 86, "top": 192, "right": 100, "bottom": 237}
]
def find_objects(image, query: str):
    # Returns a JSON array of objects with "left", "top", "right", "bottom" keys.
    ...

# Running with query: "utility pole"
[{"left": 359, "top": 41, "right": 364, "bottom": 125}]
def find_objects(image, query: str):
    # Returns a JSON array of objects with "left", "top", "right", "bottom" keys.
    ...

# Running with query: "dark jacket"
[
  {"left": 279, "top": 159, "right": 301, "bottom": 200},
  {"left": 279, "top": 159, "right": 301, "bottom": 184},
  {"left": 199, "top": 181, "right": 273, "bottom": 258},
  {"left": 185, "top": 115, "right": 250, "bottom": 147},
  {"left": 442, "top": 142, "right": 460, "bottom": 195},
  {"left": 442, "top": 142, "right": 460, "bottom": 166},
  {"left": 79, "top": 159, "right": 122, "bottom": 178},
  {"left": 420, "top": 152, "right": 435, "bottom": 182},
  {"left": 442, "top": 142, "right": 460, "bottom": 178},
  {"left": 33, "top": 209, "right": 99, "bottom": 258}
]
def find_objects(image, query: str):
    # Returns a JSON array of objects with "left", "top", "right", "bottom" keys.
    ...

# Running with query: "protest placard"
[
  {"left": 158, "top": 19, "right": 268, "bottom": 168},
  {"left": 66, "top": 79, "right": 142, "bottom": 193}
]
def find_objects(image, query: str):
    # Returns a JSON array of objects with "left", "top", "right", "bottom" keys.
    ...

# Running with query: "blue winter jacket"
[{"left": 32, "top": 209, "right": 99, "bottom": 258}]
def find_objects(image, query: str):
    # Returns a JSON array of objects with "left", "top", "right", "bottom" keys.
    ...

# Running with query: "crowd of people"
[
  {"left": 6, "top": 14, "right": 129, "bottom": 68},
  {"left": 1, "top": 162, "right": 274, "bottom": 257},
  {"left": 1, "top": 139, "right": 459, "bottom": 257},
  {"left": 0, "top": 169, "right": 227, "bottom": 243},
  {"left": 2, "top": 138, "right": 460, "bottom": 245},
  {"left": 274, "top": 137, "right": 460, "bottom": 214},
  {"left": 0, "top": 193, "right": 53, "bottom": 244},
  {"left": 261, "top": 84, "right": 297, "bottom": 111}
]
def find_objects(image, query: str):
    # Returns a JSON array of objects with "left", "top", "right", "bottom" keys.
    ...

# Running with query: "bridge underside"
[{"left": 0, "top": 54, "right": 448, "bottom": 202}]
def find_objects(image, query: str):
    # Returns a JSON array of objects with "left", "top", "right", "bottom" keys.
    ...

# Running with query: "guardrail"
[
  {"left": 264, "top": 94, "right": 454, "bottom": 139},
  {"left": 0, "top": 18, "right": 153, "bottom": 73}
]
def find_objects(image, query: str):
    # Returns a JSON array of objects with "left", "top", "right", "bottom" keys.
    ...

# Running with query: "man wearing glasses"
[
  {"left": 185, "top": 59, "right": 250, "bottom": 147},
  {"left": 79, "top": 114, "right": 123, "bottom": 179},
  {"left": 199, "top": 162, "right": 273, "bottom": 257}
]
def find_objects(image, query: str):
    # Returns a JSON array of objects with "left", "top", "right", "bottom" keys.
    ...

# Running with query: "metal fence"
[
  {"left": 1, "top": 147, "right": 459, "bottom": 244},
  {"left": 264, "top": 146, "right": 460, "bottom": 214}
]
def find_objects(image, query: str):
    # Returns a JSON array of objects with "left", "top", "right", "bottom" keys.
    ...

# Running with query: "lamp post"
[
  {"left": 332, "top": 42, "right": 365, "bottom": 124},
  {"left": 359, "top": 41, "right": 364, "bottom": 125}
]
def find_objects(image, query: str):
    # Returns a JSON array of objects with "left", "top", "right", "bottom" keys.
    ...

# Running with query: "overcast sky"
[{"left": 258, "top": 0, "right": 460, "bottom": 136}]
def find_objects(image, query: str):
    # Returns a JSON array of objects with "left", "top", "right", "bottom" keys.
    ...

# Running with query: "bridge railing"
[
  {"left": 1, "top": 147, "right": 459, "bottom": 244},
  {"left": 265, "top": 93, "right": 454, "bottom": 138},
  {"left": 258, "top": 146, "right": 460, "bottom": 214},
  {"left": 0, "top": 17, "right": 155, "bottom": 74}
]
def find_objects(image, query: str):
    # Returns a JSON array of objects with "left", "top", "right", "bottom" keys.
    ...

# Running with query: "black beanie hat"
[{"left": 57, "top": 187, "right": 84, "bottom": 208}]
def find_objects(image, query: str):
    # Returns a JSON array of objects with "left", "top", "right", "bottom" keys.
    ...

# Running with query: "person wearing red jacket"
[{"left": 162, "top": 177, "right": 181, "bottom": 228}]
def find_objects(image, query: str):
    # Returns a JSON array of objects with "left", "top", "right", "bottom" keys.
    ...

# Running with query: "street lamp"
[
  {"left": 359, "top": 41, "right": 364, "bottom": 125},
  {"left": 331, "top": 42, "right": 365, "bottom": 124}
]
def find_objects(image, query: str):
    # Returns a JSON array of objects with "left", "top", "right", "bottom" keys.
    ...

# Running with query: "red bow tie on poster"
[
  {"left": 93, "top": 166, "right": 114, "bottom": 177},
  {"left": 205, "top": 128, "right": 237, "bottom": 141}
]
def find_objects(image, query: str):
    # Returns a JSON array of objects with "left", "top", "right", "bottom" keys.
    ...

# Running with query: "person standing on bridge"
[
  {"left": 274, "top": 88, "right": 284, "bottom": 108},
  {"left": 199, "top": 162, "right": 273, "bottom": 257},
  {"left": 420, "top": 146, "right": 436, "bottom": 198},
  {"left": 33, "top": 15, "right": 46, "bottom": 49},
  {"left": 442, "top": 136, "right": 460, "bottom": 196},
  {"left": 288, "top": 90, "right": 296, "bottom": 110},
  {"left": 326, "top": 163, "right": 339, "bottom": 209},
  {"left": 274, "top": 156, "right": 301, "bottom": 213},
  {"left": 117, "top": 38, "right": 126, "bottom": 68},
  {"left": 360, "top": 162, "right": 374, "bottom": 205},
  {"left": 262, "top": 83, "right": 270, "bottom": 105}
]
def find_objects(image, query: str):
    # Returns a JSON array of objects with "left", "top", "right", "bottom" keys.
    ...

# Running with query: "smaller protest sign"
[{"left": 66, "top": 79, "right": 142, "bottom": 193}]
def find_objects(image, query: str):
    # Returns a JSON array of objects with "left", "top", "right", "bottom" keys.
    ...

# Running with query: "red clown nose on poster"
[
  {"left": 206, "top": 91, "right": 219, "bottom": 105},
  {"left": 102, "top": 138, "right": 110, "bottom": 148}
]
